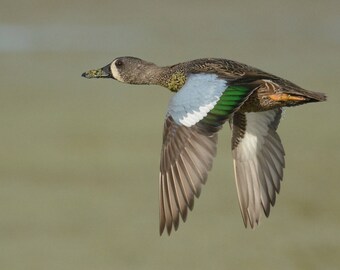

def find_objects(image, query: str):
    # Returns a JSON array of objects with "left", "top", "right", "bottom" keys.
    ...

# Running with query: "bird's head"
[{"left": 82, "top": 56, "right": 160, "bottom": 85}]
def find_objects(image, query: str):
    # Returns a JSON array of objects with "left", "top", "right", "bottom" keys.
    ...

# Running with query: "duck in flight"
[{"left": 82, "top": 57, "right": 326, "bottom": 235}]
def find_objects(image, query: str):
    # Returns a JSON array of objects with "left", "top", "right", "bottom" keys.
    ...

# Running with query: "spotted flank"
[{"left": 82, "top": 56, "right": 326, "bottom": 235}]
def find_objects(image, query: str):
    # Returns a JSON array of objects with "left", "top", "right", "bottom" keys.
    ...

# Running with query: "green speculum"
[{"left": 201, "top": 85, "right": 251, "bottom": 127}]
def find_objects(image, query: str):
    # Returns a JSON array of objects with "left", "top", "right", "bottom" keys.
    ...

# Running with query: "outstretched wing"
[
  {"left": 230, "top": 109, "right": 285, "bottom": 228},
  {"left": 159, "top": 116, "right": 217, "bottom": 235},
  {"left": 160, "top": 73, "right": 257, "bottom": 235}
]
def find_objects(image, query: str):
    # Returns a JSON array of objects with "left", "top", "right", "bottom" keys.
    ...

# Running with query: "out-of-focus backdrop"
[{"left": 1, "top": 1, "right": 339, "bottom": 269}]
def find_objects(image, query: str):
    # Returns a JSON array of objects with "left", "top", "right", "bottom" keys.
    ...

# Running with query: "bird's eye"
[{"left": 115, "top": 60, "right": 123, "bottom": 67}]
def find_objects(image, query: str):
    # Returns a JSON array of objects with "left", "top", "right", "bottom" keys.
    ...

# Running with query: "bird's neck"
[
  {"left": 138, "top": 64, "right": 166, "bottom": 85},
  {"left": 131, "top": 64, "right": 186, "bottom": 92}
]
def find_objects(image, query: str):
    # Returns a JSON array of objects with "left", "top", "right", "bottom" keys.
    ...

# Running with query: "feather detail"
[
  {"left": 230, "top": 109, "right": 285, "bottom": 228},
  {"left": 159, "top": 116, "right": 217, "bottom": 235}
]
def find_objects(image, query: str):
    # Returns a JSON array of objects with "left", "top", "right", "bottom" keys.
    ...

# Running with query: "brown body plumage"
[{"left": 82, "top": 57, "right": 326, "bottom": 235}]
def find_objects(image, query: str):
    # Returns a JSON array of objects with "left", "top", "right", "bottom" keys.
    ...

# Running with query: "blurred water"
[
  {"left": 0, "top": 24, "right": 147, "bottom": 52},
  {"left": 1, "top": 1, "right": 340, "bottom": 270}
]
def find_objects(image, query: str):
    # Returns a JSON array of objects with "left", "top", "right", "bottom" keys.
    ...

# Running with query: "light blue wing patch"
[{"left": 168, "top": 73, "right": 228, "bottom": 127}]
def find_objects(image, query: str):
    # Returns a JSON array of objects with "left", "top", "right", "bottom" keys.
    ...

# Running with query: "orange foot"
[{"left": 269, "top": 93, "right": 306, "bottom": 102}]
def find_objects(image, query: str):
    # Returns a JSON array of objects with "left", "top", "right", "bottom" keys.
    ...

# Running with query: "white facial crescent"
[{"left": 110, "top": 60, "right": 124, "bottom": 82}]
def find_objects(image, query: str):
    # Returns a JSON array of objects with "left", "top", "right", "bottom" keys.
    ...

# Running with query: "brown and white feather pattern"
[
  {"left": 230, "top": 108, "right": 285, "bottom": 228},
  {"left": 159, "top": 116, "right": 217, "bottom": 235}
]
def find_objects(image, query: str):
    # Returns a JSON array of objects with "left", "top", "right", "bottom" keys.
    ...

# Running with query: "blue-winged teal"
[{"left": 82, "top": 57, "right": 326, "bottom": 235}]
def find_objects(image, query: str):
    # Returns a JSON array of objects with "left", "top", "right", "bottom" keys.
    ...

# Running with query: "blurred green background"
[{"left": 1, "top": 0, "right": 339, "bottom": 269}]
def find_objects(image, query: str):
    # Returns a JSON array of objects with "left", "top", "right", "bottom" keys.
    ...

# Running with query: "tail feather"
[
  {"left": 284, "top": 86, "right": 327, "bottom": 103},
  {"left": 302, "top": 90, "right": 327, "bottom": 102}
]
